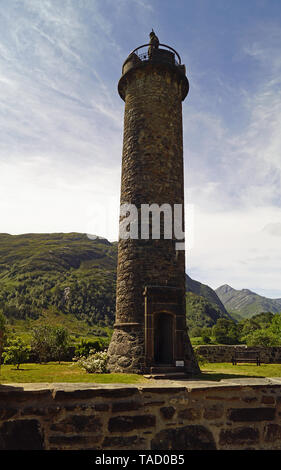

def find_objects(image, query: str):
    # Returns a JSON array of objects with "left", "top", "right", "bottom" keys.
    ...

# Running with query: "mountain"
[
  {"left": 185, "top": 275, "right": 232, "bottom": 331},
  {"left": 0, "top": 232, "right": 118, "bottom": 328},
  {"left": 215, "top": 284, "right": 281, "bottom": 319},
  {"left": 186, "top": 274, "right": 229, "bottom": 317},
  {"left": 0, "top": 232, "right": 230, "bottom": 334}
]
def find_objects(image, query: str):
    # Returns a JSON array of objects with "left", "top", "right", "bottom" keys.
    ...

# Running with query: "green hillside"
[
  {"left": 0, "top": 233, "right": 230, "bottom": 338},
  {"left": 186, "top": 274, "right": 230, "bottom": 317},
  {"left": 185, "top": 291, "right": 231, "bottom": 332},
  {"left": 0, "top": 233, "right": 117, "bottom": 332}
]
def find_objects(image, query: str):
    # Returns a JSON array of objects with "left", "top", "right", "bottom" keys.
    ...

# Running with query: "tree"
[
  {"left": 245, "top": 329, "right": 281, "bottom": 347},
  {"left": 201, "top": 327, "right": 212, "bottom": 344},
  {"left": 212, "top": 318, "right": 239, "bottom": 345},
  {"left": 251, "top": 312, "right": 274, "bottom": 329},
  {"left": 189, "top": 326, "right": 202, "bottom": 338},
  {"left": 52, "top": 326, "right": 69, "bottom": 363},
  {"left": 3, "top": 337, "right": 30, "bottom": 369},
  {"left": 240, "top": 318, "right": 261, "bottom": 342},
  {"left": 31, "top": 325, "right": 54, "bottom": 363},
  {"left": 269, "top": 313, "right": 281, "bottom": 339},
  {"left": 0, "top": 311, "right": 7, "bottom": 368},
  {"left": 31, "top": 325, "right": 70, "bottom": 363}
]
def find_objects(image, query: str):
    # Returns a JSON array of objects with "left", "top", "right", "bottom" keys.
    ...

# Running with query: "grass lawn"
[
  {"left": 1, "top": 362, "right": 281, "bottom": 384},
  {"left": 0, "top": 362, "right": 150, "bottom": 384},
  {"left": 200, "top": 362, "right": 281, "bottom": 380}
]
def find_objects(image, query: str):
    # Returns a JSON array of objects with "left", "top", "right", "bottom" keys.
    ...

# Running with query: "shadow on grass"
[
  {"left": 199, "top": 371, "right": 263, "bottom": 381},
  {"left": 187, "top": 371, "right": 264, "bottom": 382}
]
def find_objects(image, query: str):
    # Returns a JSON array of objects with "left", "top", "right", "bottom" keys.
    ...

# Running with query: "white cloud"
[
  {"left": 187, "top": 205, "right": 281, "bottom": 294},
  {"left": 0, "top": 0, "right": 124, "bottom": 240},
  {"left": 0, "top": 155, "right": 120, "bottom": 238},
  {"left": 185, "top": 22, "right": 281, "bottom": 295}
]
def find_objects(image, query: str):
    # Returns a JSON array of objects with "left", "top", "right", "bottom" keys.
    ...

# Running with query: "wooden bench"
[{"left": 232, "top": 350, "right": 261, "bottom": 366}]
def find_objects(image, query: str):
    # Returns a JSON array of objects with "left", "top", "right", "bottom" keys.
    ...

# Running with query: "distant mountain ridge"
[
  {"left": 215, "top": 284, "right": 281, "bottom": 319},
  {"left": 185, "top": 275, "right": 233, "bottom": 330},
  {"left": 186, "top": 275, "right": 230, "bottom": 317}
]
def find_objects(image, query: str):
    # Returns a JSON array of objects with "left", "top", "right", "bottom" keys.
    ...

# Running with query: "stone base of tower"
[
  {"left": 107, "top": 324, "right": 146, "bottom": 374},
  {"left": 107, "top": 323, "right": 200, "bottom": 377},
  {"left": 183, "top": 331, "right": 201, "bottom": 376}
]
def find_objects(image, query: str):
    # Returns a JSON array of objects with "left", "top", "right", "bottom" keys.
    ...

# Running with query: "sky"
[{"left": 0, "top": 0, "right": 281, "bottom": 297}]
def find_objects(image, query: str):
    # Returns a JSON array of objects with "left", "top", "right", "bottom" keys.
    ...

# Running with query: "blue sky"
[{"left": 0, "top": 0, "right": 281, "bottom": 297}]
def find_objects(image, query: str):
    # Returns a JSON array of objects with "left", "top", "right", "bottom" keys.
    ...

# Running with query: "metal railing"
[{"left": 128, "top": 43, "right": 181, "bottom": 66}]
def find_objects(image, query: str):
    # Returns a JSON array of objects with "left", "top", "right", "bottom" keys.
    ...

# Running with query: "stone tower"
[{"left": 107, "top": 34, "right": 199, "bottom": 377}]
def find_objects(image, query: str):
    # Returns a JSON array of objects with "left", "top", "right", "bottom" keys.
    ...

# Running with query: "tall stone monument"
[{"left": 107, "top": 34, "right": 199, "bottom": 377}]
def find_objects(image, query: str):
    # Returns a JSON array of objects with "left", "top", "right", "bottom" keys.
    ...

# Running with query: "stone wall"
[
  {"left": 195, "top": 345, "right": 281, "bottom": 363},
  {"left": 1, "top": 379, "right": 281, "bottom": 450}
]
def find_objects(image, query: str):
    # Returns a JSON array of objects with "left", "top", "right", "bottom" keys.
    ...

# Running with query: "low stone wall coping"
[{"left": 2, "top": 377, "right": 281, "bottom": 393}]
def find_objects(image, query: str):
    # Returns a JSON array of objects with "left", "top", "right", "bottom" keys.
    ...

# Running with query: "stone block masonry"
[
  {"left": 1, "top": 379, "right": 281, "bottom": 450},
  {"left": 107, "top": 39, "right": 198, "bottom": 375},
  {"left": 195, "top": 345, "right": 281, "bottom": 363}
]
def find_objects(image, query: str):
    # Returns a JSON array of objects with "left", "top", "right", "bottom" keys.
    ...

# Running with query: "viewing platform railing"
[{"left": 126, "top": 43, "right": 182, "bottom": 67}]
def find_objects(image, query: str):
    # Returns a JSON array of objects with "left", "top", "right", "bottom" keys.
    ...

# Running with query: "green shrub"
[
  {"left": 244, "top": 329, "right": 281, "bottom": 347},
  {"left": 74, "top": 338, "right": 105, "bottom": 357},
  {"left": 194, "top": 350, "right": 207, "bottom": 367}
]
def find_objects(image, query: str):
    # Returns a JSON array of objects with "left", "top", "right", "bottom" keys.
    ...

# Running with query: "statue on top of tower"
[{"left": 148, "top": 29, "right": 159, "bottom": 59}]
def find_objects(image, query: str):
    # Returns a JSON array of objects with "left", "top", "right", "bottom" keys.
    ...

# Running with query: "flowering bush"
[{"left": 73, "top": 349, "right": 108, "bottom": 373}]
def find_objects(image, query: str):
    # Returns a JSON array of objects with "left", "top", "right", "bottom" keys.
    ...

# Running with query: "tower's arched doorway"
[{"left": 154, "top": 312, "right": 174, "bottom": 364}]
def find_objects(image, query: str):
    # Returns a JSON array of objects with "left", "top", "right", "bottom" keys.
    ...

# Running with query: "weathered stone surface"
[
  {"left": 50, "top": 415, "right": 101, "bottom": 433},
  {"left": 108, "top": 414, "right": 156, "bottom": 432},
  {"left": 178, "top": 408, "right": 201, "bottom": 421},
  {"left": 264, "top": 423, "right": 281, "bottom": 442},
  {"left": 0, "top": 389, "right": 52, "bottom": 403},
  {"left": 151, "top": 425, "right": 216, "bottom": 450},
  {"left": 219, "top": 426, "right": 260, "bottom": 446},
  {"left": 95, "top": 403, "right": 110, "bottom": 412},
  {"left": 160, "top": 406, "right": 176, "bottom": 419},
  {"left": 103, "top": 435, "right": 146, "bottom": 448},
  {"left": 112, "top": 400, "right": 142, "bottom": 412},
  {"left": 144, "top": 400, "right": 166, "bottom": 407},
  {"left": 203, "top": 404, "right": 224, "bottom": 420},
  {"left": 228, "top": 407, "right": 275, "bottom": 422},
  {"left": 21, "top": 405, "right": 61, "bottom": 416},
  {"left": 0, "top": 419, "right": 44, "bottom": 450},
  {"left": 49, "top": 434, "right": 100, "bottom": 449},
  {"left": 261, "top": 395, "right": 275, "bottom": 405},
  {"left": 195, "top": 344, "right": 281, "bottom": 364},
  {"left": 242, "top": 396, "right": 258, "bottom": 403},
  {"left": 54, "top": 387, "right": 138, "bottom": 400},
  {"left": 107, "top": 328, "right": 145, "bottom": 373},
  {"left": 0, "top": 407, "right": 18, "bottom": 419},
  {"left": 141, "top": 387, "right": 186, "bottom": 394}
]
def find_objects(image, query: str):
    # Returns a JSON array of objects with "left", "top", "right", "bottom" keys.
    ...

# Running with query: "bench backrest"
[{"left": 234, "top": 351, "right": 260, "bottom": 358}]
